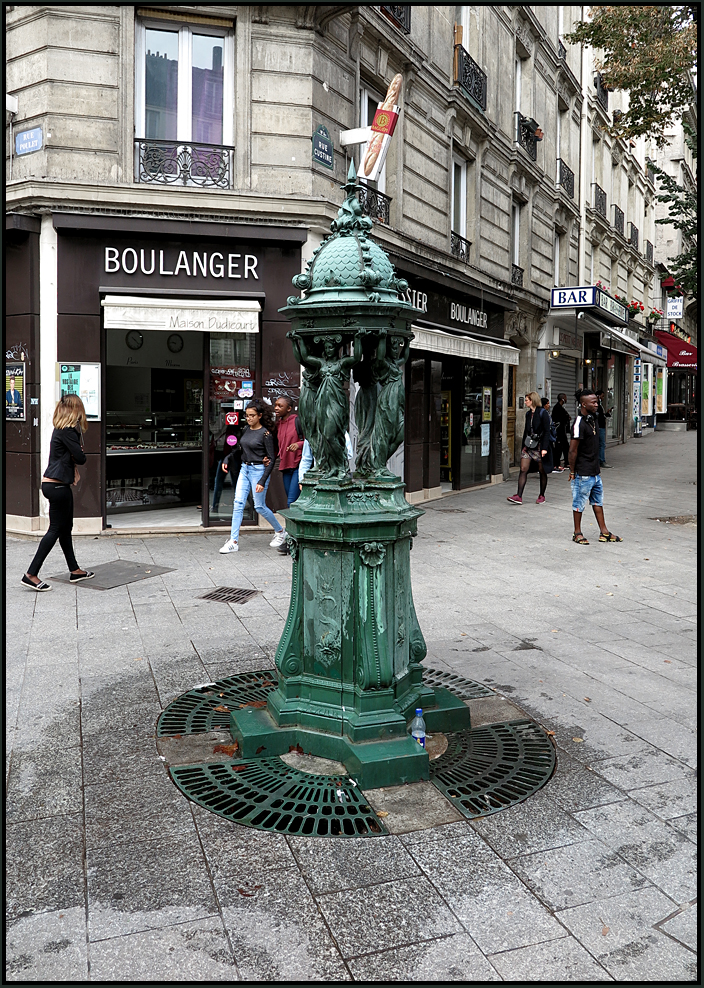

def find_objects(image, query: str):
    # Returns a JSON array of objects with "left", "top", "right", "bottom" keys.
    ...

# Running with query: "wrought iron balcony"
[
  {"left": 454, "top": 44, "right": 487, "bottom": 111},
  {"left": 558, "top": 39, "right": 566, "bottom": 59},
  {"left": 628, "top": 222, "right": 639, "bottom": 251},
  {"left": 557, "top": 158, "right": 574, "bottom": 199},
  {"left": 450, "top": 231, "right": 472, "bottom": 263},
  {"left": 135, "top": 138, "right": 234, "bottom": 188},
  {"left": 511, "top": 263, "right": 524, "bottom": 287},
  {"left": 592, "top": 183, "right": 607, "bottom": 218},
  {"left": 612, "top": 204, "right": 624, "bottom": 236},
  {"left": 645, "top": 239, "right": 654, "bottom": 265},
  {"left": 515, "top": 112, "right": 538, "bottom": 162},
  {"left": 379, "top": 5, "right": 411, "bottom": 33},
  {"left": 594, "top": 73, "right": 609, "bottom": 112},
  {"left": 356, "top": 184, "right": 391, "bottom": 225}
]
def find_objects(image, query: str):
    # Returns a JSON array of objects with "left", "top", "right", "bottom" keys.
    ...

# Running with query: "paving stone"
[
  {"left": 5, "top": 905, "right": 88, "bottom": 982},
  {"left": 363, "top": 781, "right": 464, "bottom": 833},
  {"left": 589, "top": 748, "right": 695, "bottom": 791},
  {"left": 192, "top": 805, "right": 299, "bottom": 883},
  {"left": 657, "top": 901, "right": 697, "bottom": 952},
  {"left": 84, "top": 773, "right": 195, "bottom": 849},
  {"left": 469, "top": 788, "right": 592, "bottom": 858},
  {"left": 510, "top": 839, "right": 649, "bottom": 912},
  {"left": 626, "top": 777, "right": 698, "bottom": 821},
  {"left": 88, "top": 916, "right": 237, "bottom": 980},
  {"left": 288, "top": 833, "right": 421, "bottom": 894},
  {"left": 87, "top": 834, "right": 219, "bottom": 940},
  {"left": 6, "top": 745, "right": 83, "bottom": 823},
  {"left": 667, "top": 813, "right": 697, "bottom": 844},
  {"left": 347, "top": 933, "right": 501, "bottom": 981},
  {"left": 545, "top": 751, "right": 628, "bottom": 813},
  {"left": 558, "top": 887, "right": 698, "bottom": 982},
  {"left": 218, "top": 869, "right": 350, "bottom": 981},
  {"left": 487, "top": 935, "right": 613, "bottom": 981},
  {"left": 10, "top": 705, "right": 82, "bottom": 755},
  {"left": 83, "top": 731, "right": 165, "bottom": 787},
  {"left": 6, "top": 814, "right": 85, "bottom": 919},
  {"left": 315, "top": 874, "right": 462, "bottom": 958}
]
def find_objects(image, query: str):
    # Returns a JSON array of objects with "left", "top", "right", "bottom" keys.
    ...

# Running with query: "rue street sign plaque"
[
  {"left": 15, "top": 127, "right": 43, "bottom": 155},
  {"left": 312, "top": 124, "right": 334, "bottom": 170}
]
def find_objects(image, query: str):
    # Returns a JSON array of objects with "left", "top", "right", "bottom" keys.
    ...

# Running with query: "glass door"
[{"left": 206, "top": 331, "right": 258, "bottom": 527}]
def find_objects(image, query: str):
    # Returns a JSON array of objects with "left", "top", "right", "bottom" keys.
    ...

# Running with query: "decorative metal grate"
[
  {"left": 593, "top": 183, "right": 607, "bottom": 218},
  {"left": 135, "top": 138, "right": 234, "bottom": 188},
  {"left": 511, "top": 263, "right": 524, "bottom": 287},
  {"left": 356, "top": 185, "right": 391, "bottom": 225},
  {"left": 645, "top": 240, "right": 654, "bottom": 265},
  {"left": 379, "top": 4, "right": 411, "bottom": 33},
  {"left": 628, "top": 222, "right": 639, "bottom": 251},
  {"left": 200, "top": 587, "right": 261, "bottom": 604},
  {"left": 157, "top": 670, "right": 277, "bottom": 737},
  {"left": 106, "top": 487, "right": 148, "bottom": 506},
  {"left": 594, "top": 73, "right": 609, "bottom": 112},
  {"left": 419, "top": 668, "right": 496, "bottom": 701},
  {"left": 171, "top": 758, "right": 388, "bottom": 837},
  {"left": 613, "top": 204, "right": 624, "bottom": 236},
  {"left": 454, "top": 45, "right": 488, "bottom": 111},
  {"left": 557, "top": 158, "right": 574, "bottom": 199},
  {"left": 451, "top": 231, "right": 472, "bottom": 263},
  {"left": 515, "top": 112, "right": 538, "bottom": 161},
  {"left": 429, "top": 720, "right": 556, "bottom": 818},
  {"left": 558, "top": 39, "right": 566, "bottom": 59}
]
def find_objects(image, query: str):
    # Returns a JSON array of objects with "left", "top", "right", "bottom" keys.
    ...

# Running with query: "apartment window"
[
  {"left": 514, "top": 57, "right": 522, "bottom": 113},
  {"left": 360, "top": 87, "right": 387, "bottom": 193},
  {"left": 512, "top": 204, "right": 521, "bottom": 265},
  {"left": 135, "top": 20, "right": 234, "bottom": 146},
  {"left": 452, "top": 158, "right": 467, "bottom": 237},
  {"left": 553, "top": 233, "right": 560, "bottom": 286}
]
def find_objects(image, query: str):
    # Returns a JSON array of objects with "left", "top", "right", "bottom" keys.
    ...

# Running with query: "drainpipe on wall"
[{"left": 577, "top": 27, "right": 589, "bottom": 285}]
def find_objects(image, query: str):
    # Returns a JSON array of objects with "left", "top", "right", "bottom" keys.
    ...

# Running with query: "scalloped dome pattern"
[{"left": 309, "top": 234, "right": 396, "bottom": 292}]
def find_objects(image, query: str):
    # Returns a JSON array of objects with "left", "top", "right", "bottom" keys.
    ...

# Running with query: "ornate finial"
[{"left": 330, "top": 158, "right": 372, "bottom": 235}]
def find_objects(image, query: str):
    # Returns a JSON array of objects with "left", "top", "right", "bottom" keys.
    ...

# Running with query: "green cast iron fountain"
[{"left": 229, "top": 163, "right": 470, "bottom": 788}]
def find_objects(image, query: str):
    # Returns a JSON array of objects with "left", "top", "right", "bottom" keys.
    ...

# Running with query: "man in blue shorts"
[{"left": 568, "top": 388, "right": 623, "bottom": 545}]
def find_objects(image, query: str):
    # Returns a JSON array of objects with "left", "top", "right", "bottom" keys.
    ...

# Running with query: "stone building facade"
[{"left": 5, "top": 5, "right": 680, "bottom": 534}]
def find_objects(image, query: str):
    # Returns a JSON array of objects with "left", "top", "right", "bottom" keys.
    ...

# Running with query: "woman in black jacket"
[
  {"left": 507, "top": 391, "right": 553, "bottom": 504},
  {"left": 22, "top": 395, "right": 95, "bottom": 591}
]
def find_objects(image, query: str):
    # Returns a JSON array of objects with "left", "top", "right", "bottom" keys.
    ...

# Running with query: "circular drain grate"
[
  {"left": 419, "top": 667, "right": 496, "bottom": 700},
  {"left": 429, "top": 720, "right": 556, "bottom": 818},
  {"left": 156, "top": 670, "right": 277, "bottom": 737},
  {"left": 170, "top": 758, "right": 388, "bottom": 837}
]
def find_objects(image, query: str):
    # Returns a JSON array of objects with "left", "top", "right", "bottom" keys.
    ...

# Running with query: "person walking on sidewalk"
[
  {"left": 596, "top": 390, "right": 613, "bottom": 467},
  {"left": 551, "top": 393, "right": 571, "bottom": 471},
  {"left": 219, "top": 401, "right": 286, "bottom": 554},
  {"left": 273, "top": 395, "right": 304, "bottom": 507},
  {"left": 507, "top": 391, "right": 553, "bottom": 505},
  {"left": 21, "top": 394, "right": 95, "bottom": 591},
  {"left": 569, "top": 388, "right": 622, "bottom": 545}
]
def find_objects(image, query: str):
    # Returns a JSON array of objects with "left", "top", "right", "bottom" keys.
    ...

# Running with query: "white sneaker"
[
  {"left": 269, "top": 529, "right": 287, "bottom": 548},
  {"left": 219, "top": 538, "right": 238, "bottom": 554}
]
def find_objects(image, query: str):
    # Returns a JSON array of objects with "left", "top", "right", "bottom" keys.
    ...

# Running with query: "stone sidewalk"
[{"left": 6, "top": 430, "right": 697, "bottom": 982}]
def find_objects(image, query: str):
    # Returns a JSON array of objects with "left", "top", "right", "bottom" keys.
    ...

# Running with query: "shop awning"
[
  {"left": 101, "top": 296, "right": 261, "bottom": 333},
  {"left": 600, "top": 323, "right": 667, "bottom": 367},
  {"left": 654, "top": 331, "right": 698, "bottom": 369},
  {"left": 410, "top": 325, "right": 519, "bottom": 365}
]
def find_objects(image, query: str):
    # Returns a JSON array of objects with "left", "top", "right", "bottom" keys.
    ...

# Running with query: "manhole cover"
[
  {"left": 49, "top": 559, "right": 175, "bottom": 589},
  {"left": 200, "top": 586, "right": 261, "bottom": 604},
  {"left": 156, "top": 671, "right": 277, "bottom": 737},
  {"left": 170, "top": 758, "right": 388, "bottom": 837},
  {"left": 429, "top": 720, "right": 556, "bottom": 818}
]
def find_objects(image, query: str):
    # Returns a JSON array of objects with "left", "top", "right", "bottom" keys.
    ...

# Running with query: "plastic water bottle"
[{"left": 410, "top": 708, "right": 426, "bottom": 747}]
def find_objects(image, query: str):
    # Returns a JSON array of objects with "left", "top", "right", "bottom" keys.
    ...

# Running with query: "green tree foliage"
[
  {"left": 651, "top": 123, "right": 698, "bottom": 299},
  {"left": 566, "top": 6, "right": 697, "bottom": 147}
]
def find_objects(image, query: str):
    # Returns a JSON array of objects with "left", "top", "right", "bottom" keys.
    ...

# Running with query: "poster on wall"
[
  {"left": 641, "top": 364, "right": 652, "bottom": 417},
  {"left": 480, "top": 423, "right": 490, "bottom": 457},
  {"left": 6, "top": 362, "right": 26, "bottom": 421},
  {"left": 56, "top": 363, "right": 101, "bottom": 419},
  {"left": 655, "top": 366, "right": 667, "bottom": 414},
  {"left": 482, "top": 387, "right": 492, "bottom": 422}
]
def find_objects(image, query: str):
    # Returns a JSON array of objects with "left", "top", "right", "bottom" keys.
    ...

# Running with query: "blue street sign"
[
  {"left": 312, "top": 125, "right": 334, "bottom": 170},
  {"left": 15, "top": 127, "right": 43, "bottom": 155}
]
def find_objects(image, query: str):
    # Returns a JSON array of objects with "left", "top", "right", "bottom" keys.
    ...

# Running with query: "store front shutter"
[{"left": 550, "top": 355, "right": 578, "bottom": 418}]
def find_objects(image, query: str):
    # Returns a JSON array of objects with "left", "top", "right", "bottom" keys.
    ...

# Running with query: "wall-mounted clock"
[
  {"left": 167, "top": 333, "right": 184, "bottom": 353},
  {"left": 125, "top": 330, "right": 144, "bottom": 350}
]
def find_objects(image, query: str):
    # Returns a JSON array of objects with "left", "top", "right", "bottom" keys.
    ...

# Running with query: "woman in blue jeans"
[{"left": 219, "top": 402, "right": 286, "bottom": 554}]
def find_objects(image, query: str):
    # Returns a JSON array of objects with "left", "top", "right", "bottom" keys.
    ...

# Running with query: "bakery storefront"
[
  {"left": 6, "top": 214, "right": 304, "bottom": 534},
  {"left": 389, "top": 266, "right": 519, "bottom": 501}
]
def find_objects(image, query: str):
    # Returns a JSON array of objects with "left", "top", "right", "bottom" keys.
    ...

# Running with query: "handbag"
[{"left": 524, "top": 434, "right": 540, "bottom": 450}]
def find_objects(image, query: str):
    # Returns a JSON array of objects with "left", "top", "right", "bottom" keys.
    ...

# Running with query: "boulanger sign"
[{"left": 104, "top": 247, "right": 260, "bottom": 280}]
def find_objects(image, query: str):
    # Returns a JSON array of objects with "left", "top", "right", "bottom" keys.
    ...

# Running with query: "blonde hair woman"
[
  {"left": 506, "top": 391, "right": 554, "bottom": 505},
  {"left": 22, "top": 394, "right": 95, "bottom": 591}
]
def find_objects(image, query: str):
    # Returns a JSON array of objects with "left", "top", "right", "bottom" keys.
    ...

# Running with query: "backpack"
[{"left": 544, "top": 408, "right": 557, "bottom": 443}]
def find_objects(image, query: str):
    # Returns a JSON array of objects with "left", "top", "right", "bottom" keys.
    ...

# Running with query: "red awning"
[{"left": 654, "top": 331, "right": 698, "bottom": 369}]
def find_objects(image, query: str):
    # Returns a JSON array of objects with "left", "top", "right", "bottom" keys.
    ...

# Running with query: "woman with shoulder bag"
[
  {"left": 21, "top": 394, "right": 95, "bottom": 591},
  {"left": 507, "top": 391, "right": 554, "bottom": 505}
]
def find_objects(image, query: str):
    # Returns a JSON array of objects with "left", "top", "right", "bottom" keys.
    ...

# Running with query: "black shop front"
[{"left": 53, "top": 215, "right": 304, "bottom": 531}]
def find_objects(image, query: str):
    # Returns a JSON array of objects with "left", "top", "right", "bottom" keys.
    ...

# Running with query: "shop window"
[{"left": 135, "top": 17, "right": 234, "bottom": 186}]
